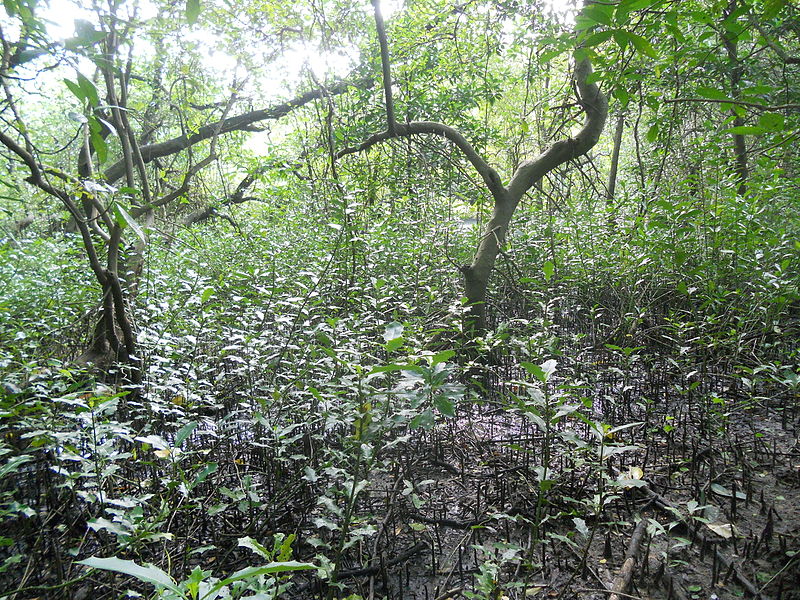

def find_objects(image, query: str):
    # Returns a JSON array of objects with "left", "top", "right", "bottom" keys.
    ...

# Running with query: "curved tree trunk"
[
  {"left": 461, "top": 58, "right": 608, "bottom": 332},
  {"left": 339, "top": 0, "right": 608, "bottom": 334}
]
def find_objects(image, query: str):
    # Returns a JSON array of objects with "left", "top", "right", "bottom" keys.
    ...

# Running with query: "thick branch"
[
  {"left": 103, "top": 77, "right": 371, "bottom": 184},
  {"left": 337, "top": 121, "right": 505, "bottom": 198},
  {"left": 507, "top": 58, "right": 608, "bottom": 200}
]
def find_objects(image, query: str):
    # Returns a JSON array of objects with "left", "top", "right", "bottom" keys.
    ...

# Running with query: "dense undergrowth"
[{"left": 1, "top": 165, "right": 799, "bottom": 599}]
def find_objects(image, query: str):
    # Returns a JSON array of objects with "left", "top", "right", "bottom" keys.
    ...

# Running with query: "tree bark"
[
  {"left": 722, "top": 0, "right": 749, "bottom": 196},
  {"left": 606, "top": 108, "right": 626, "bottom": 226}
]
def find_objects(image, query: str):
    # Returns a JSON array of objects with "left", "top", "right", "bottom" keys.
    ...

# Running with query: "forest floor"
[
  {"left": 319, "top": 346, "right": 800, "bottom": 600},
  {"left": 2, "top": 321, "right": 800, "bottom": 600}
]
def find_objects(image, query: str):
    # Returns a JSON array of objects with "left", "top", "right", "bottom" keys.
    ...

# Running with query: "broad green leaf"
[
  {"left": 542, "top": 260, "right": 555, "bottom": 282},
  {"left": 434, "top": 396, "right": 455, "bottom": 417},
  {"left": 696, "top": 86, "right": 730, "bottom": 101},
  {"left": 64, "top": 78, "right": 86, "bottom": 103},
  {"left": 410, "top": 409, "right": 435, "bottom": 430},
  {"left": 758, "top": 112, "right": 784, "bottom": 132},
  {"left": 192, "top": 462, "right": 218, "bottom": 488},
  {"left": 74, "top": 19, "right": 107, "bottom": 45},
  {"left": 628, "top": 32, "right": 657, "bottom": 58},
  {"left": 763, "top": 0, "right": 786, "bottom": 19},
  {"left": 3, "top": 0, "right": 17, "bottom": 17},
  {"left": 385, "top": 337, "right": 404, "bottom": 352},
  {"left": 574, "top": 14, "right": 597, "bottom": 32},
  {"left": 0, "top": 455, "right": 32, "bottom": 479},
  {"left": 710, "top": 483, "right": 746, "bottom": 499},
  {"left": 77, "top": 72, "right": 99, "bottom": 107},
  {"left": 77, "top": 557, "right": 180, "bottom": 593},
  {"left": 520, "top": 361, "right": 545, "bottom": 382},
  {"left": 724, "top": 125, "right": 766, "bottom": 135},
  {"left": 646, "top": 123, "right": 659, "bottom": 143},
  {"left": 583, "top": 30, "right": 613, "bottom": 48},
  {"left": 613, "top": 29, "right": 631, "bottom": 50},
  {"left": 175, "top": 421, "right": 198, "bottom": 447},
  {"left": 112, "top": 202, "right": 147, "bottom": 244},
  {"left": 612, "top": 86, "right": 629, "bottom": 105},
  {"left": 207, "top": 561, "right": 317, "bottom": 597},
  {"left": 89, "top": 129, "right": 107, "bottom": 163},
  {"left": 430, "top": 349, "right": 455, "bottom": 365},
  {"left": 186, "top": 0, "right": 201, "bottom": 24},
  {"left": 238, "top": 536, "right": 271, "bottom": 559},
  {"left": 368, "top": 363, "right": 410, "bottom": 374},
  {"left": 742, "top": 84, "right": 776, "bottom": 95},
  {"left": 582, "top": 4, "right": 614, "bottom": 27},
  {"left": 14, "top": 48, "right": 46, "bottom": 65}
]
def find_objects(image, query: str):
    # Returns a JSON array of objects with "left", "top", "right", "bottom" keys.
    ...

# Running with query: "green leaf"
[
  {"left": 430, "top": 349, "right": 455, "bottom": 365},
  {"left": 74, "top": 19, "right": 107, "bottom": 45},
  {"left": 613, "top": 29, "right": 631, "bottom": 50},
  {"left": 582, "top": 4, "right": 614, "bottom": 27},
  {"left": 724, "top": 125, "right": 767, "bottom": 135},
  {"left": 646, "top": 123, "right": 659, "bottom": 143},
  {"left": 77, "top": 557, "right": 180, "bottom": 594},
  {"left": 112, "top": 202, "right": 147, "bottom": 244},
  {"left": 628, "top": 32, "right": 657, "bottom": 58},
  {"left": 758, "top": 112, "right": 784, "bottom": 132},
  {"left": 520, "top": 362, "right": 545, "bottom": 382},
  {"left": 696, "top": 86, "right": 730, "bottom": 101},
  {"left": 385, "top": 337, "right": 404, "bottom": 352},
  {"left": 192, "top": 462, "right": 218, "bottom": 488},
  {"left": 90, "top": 129, "right": 107, "bottom": 163},
  {"left": 64, "top": 78, "right": 86, "bottom": 103},
  {"left": 13, "top": 47, "right": 47, "bottom": 65},
  {"left": 77, "top": 72, "right": 99, "bottom": 107},
  {"left": 175, "top": 421, "right": 198, "bottom": 447},
  {"left": 583, "top": 30, "right": 613, "bottom": 48},
  {"left": 710, "top": 483, "right": 746, "bottom": 500},
  {"left": 410, "top": 409, "right": 435, "bottom": 430},
  {"left": 434, "top": 396, "right": 455, "bottom": 417},
  {"left": 369, "top": 363, "right": 411, "bottom": 375},
  {"left": 0, "top": 455, "right": 32, "bottom": 479},
  {"left": 186, "top": 0, "right": 201, "bottom": 24},
  {"left": 763, "top": 0, "right": 786, "bottom": 19},
  {"left": 238, "top": 536, "right": 271, "bottom": 560},
  {"left": 3, "top": 0, "right": 17, "bottom": 17},
  {"left": 542, "top": 260, "right": 555, "bottom": 282},
  {"left": 206, "top": 561, "right": 317, "bottom": 597}
]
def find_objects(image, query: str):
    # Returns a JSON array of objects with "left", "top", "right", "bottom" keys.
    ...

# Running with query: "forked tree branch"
[{"left": 337, "top": 121, "right": 506, "bottom": 198}]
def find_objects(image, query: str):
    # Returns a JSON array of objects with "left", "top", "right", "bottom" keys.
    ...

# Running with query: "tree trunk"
[
  {"left": 606, "top": 108, "right": 626, "bottom": 226},
  {"left": 462, "top": 58, "right": 608, "bottom": 332},
  {"left": 723, "top": 0, "right": 749, "bottom": 195}
]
